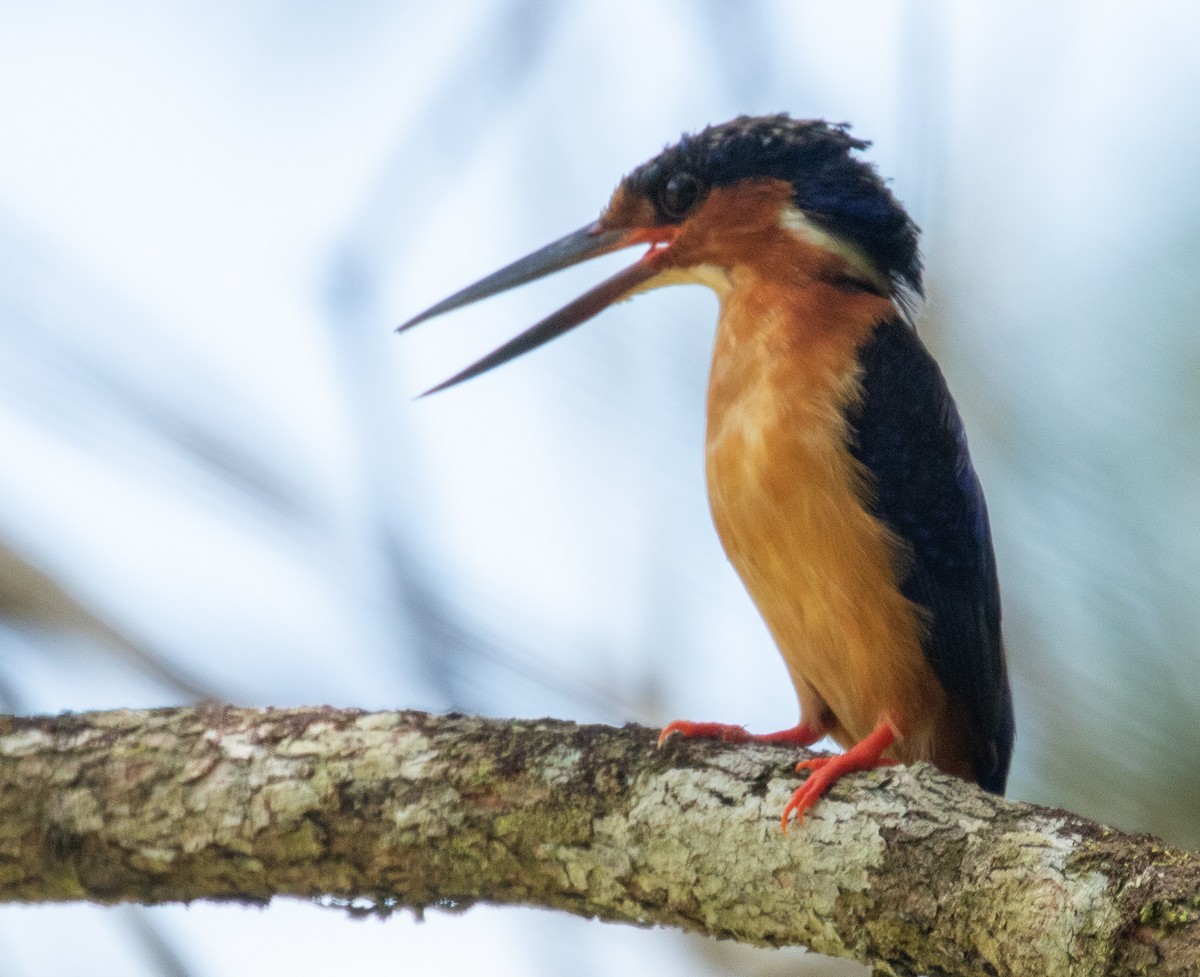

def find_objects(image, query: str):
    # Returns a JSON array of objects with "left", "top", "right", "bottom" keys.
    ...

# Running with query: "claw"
[
  {"left": 657, "top": 720, "right": 751, "bottom": 747},
  {"left": 780, "top": 719, "right": 897, "bottom": 832}
]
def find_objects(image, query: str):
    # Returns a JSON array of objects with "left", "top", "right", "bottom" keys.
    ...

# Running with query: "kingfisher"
[{"left": 398, "top": 115, "right": 1014, "bottom": 828}]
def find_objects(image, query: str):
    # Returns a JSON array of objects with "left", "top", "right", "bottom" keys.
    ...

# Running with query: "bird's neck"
[{"left": 704, "top": 274, "right": 896, "bottom": 454}]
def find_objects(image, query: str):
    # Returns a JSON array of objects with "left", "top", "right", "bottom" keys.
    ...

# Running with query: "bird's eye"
[{"left": 659, "top": 172, "right": 704, "bottom": 220}]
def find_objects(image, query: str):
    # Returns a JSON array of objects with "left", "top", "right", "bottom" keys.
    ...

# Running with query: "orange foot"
[
  {"left": 781, "top": 719, "right": 897, "bottom": 832},
  {"left": 657, "top": 719, "right": 822, "bottom": 748}
]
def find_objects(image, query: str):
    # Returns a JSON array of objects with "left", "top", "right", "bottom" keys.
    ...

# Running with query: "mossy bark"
[{"left": 0, "top": 707, "right": 1196, "bottom": 975}]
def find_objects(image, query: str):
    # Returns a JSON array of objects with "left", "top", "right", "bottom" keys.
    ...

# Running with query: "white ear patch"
[{"left": 778, "top": 205, "right": 889, "bottom": 293}]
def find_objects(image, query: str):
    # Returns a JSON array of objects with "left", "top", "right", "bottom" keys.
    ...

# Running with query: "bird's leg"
[
  {"left": 780, "top": 718, "right": 897, "bottom": 831},
  {"left": 657, "top": 718, "right": 823, "bottom": 747}
]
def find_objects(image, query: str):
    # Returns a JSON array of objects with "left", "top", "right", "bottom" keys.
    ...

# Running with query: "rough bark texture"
[{"left": 0, "top": 707, "right": 1197, "bottom": 976}]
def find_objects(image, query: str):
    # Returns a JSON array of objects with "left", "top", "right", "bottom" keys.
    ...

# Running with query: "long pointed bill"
[
  {"left": 420, "top": 257, "right": 661, "bottom": 395},
  {"left": 397, "top": 221, "right": 674, "bottom": 395},
  {"left": 397, "top": 222, "right": 630, "bottom": 334}
]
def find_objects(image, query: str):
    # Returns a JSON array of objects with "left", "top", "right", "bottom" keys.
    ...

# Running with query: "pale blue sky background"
[{"left": 2, "top": 3, "right": 1199, "bottom": 975}]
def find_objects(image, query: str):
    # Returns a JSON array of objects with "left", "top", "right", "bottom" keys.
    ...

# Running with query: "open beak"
[{"left": 397, "top": 220, "right": 672, "bottom": 395}]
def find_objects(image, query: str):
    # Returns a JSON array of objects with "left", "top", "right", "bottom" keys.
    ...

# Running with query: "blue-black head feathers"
[{"left": 623, "top": 115, "right": 923, "bottom": 300}]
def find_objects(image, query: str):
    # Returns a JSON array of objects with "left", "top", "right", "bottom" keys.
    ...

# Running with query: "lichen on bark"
[{"left": 1, "top": 707, "right": 1198, "bottom": 976}]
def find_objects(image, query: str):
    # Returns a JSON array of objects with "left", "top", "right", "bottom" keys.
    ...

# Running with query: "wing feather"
[{"left": 848, "top": 317, "right": 1014, "bottom": 793}]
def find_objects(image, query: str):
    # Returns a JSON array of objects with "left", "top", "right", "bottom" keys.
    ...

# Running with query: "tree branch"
[{"left": 0, "top": 706, "right": 1195, "bottom": 975}]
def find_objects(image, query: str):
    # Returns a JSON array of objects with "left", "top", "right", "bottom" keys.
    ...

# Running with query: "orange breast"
[{"left": 704, "top": 273, "right": 950, "bottom": 762}]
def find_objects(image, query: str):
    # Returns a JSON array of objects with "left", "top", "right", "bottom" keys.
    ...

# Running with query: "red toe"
[{"left": 780, "top": 719, "right": 897, "bottom": 831}]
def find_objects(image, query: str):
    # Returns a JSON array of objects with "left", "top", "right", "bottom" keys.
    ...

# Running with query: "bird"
[{"left": 398, "top": 114, "right": 1014, "bottom": 829}]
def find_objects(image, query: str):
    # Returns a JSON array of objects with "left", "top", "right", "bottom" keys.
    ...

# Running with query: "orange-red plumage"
[
  {"left": 399, "top": 115, "right": 1013, "bottom": 828},
  {"left": 688, "top": 187, "right": 976, "bottom": 820}
]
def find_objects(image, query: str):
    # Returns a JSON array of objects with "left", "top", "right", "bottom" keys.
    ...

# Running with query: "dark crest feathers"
[{"left": 623, "top": 115, "right": 923, "bottom": 302}]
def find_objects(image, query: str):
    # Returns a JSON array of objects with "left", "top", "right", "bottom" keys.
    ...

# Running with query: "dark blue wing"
[{"left": 848, "top": 317, "right": 1013, "bottom": 793}]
